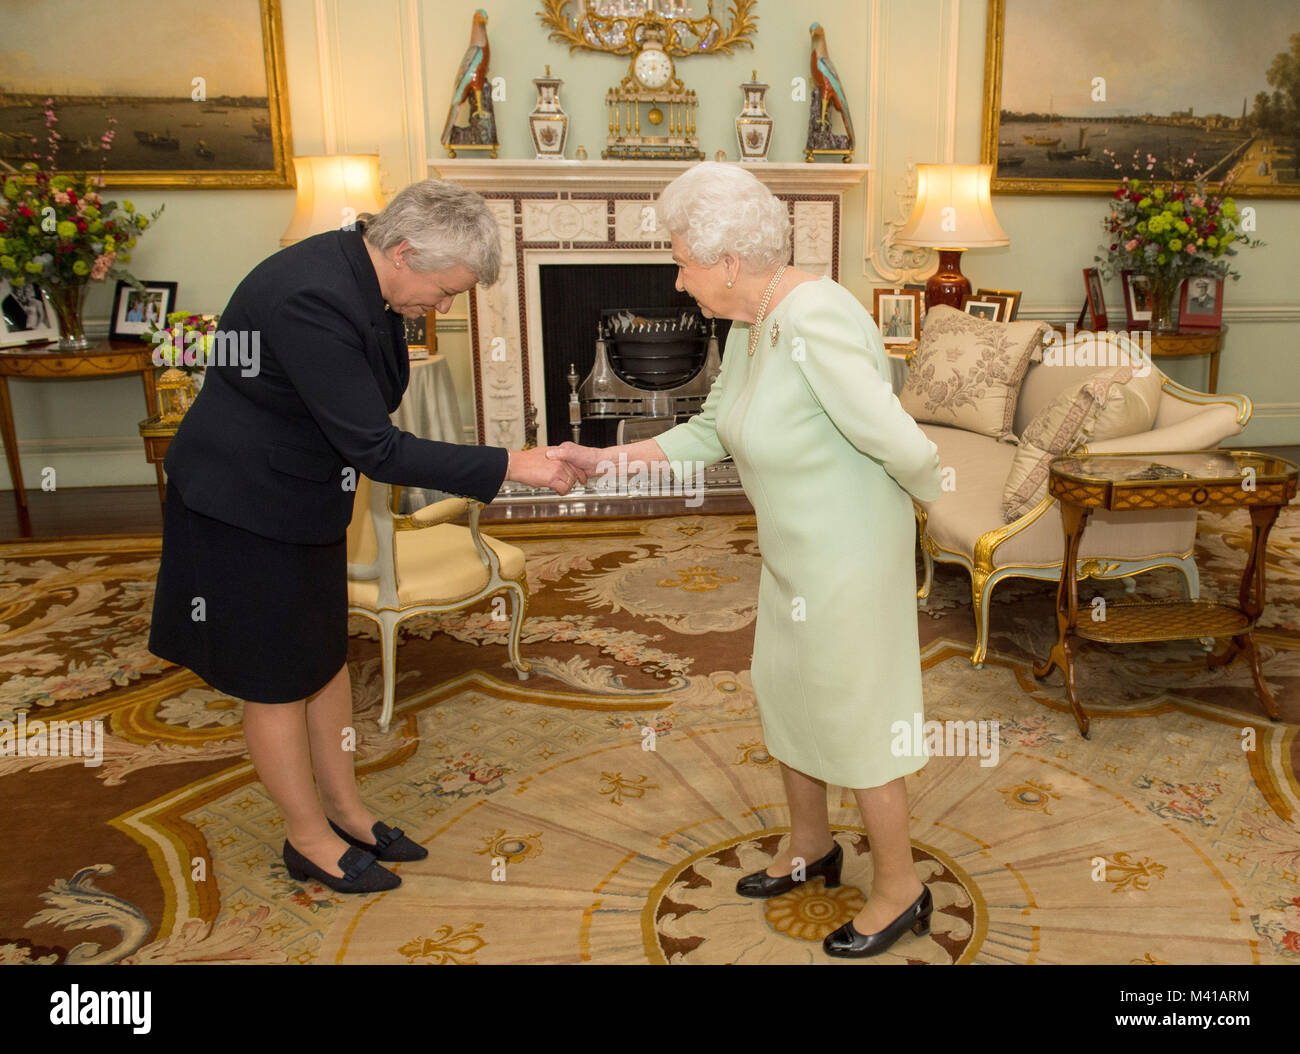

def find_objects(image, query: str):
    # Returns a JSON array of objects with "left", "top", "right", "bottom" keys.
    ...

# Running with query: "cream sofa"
[{"left": 912, "top": 358, "right": 1252, "bottom": 666}]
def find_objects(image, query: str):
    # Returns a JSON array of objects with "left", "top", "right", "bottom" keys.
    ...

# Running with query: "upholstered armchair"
[
  {"left": 346, "top": 475, "right": 530, "bottom": 730},
  {"left": 909, "top": 342, "right": 1251, "bottom": 666}
]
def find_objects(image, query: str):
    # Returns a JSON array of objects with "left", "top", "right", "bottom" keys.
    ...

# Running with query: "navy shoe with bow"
[{"left": 329, "top": 819, "right": 429, "bottom": 862}]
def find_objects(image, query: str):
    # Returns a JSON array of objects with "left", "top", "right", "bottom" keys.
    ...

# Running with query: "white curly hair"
[{"left": 655, "top": 162, "right": 790, "bottom": 271}]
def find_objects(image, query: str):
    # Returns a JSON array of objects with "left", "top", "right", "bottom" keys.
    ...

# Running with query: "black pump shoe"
[
  {"left": 822, "top": 886, "right": 932, "bottom": 958},
  {"left": 736, "top": 842, "right": 843, "bottom": 899},
  {"left": 328, "top": 819, "right": 428, "bottom": 862},
  {"left": 283, "top": 841, "right": 401, "bottom": 893}
]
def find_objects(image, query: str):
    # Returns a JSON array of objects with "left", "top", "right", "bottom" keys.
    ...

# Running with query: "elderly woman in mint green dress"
[{"left": 549, "top": 162, "right": 942, "bottom": 958}]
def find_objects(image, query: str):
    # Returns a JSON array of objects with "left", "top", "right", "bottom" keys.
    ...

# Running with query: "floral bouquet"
[
  {"left": 0, "top": 99, "right": 162, "bottom": 347},
  {"left": 149, "top": 311, "right": 220, "bottom": 375},
  {"left": 1096, "top": 150, "right": 1261, "bottom": 329}
]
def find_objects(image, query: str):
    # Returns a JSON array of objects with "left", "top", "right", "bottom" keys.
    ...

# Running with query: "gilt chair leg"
[
  {"left": 916, "top": 532, "right": 934, "bottom": 602},
  {"left": 379, "top": 613, "right": 400, "bottom": 732},
  {"left": 969, "top": 568, "right": 994, "bottom": 668},
  {"left": 505, "top": 580, "right": 531, "bottom": 680}
]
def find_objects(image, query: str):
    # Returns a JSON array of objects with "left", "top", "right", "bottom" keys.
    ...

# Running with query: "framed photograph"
[
  {"left": 0, "top": 0, "right": 293, "bottom": 189},
  {"left": 1121, "top": 271, "right": 1153, "bottom": 331},
  {"left": 961, "top": 296, "right": 1003, "bottom": 321},
  {"left": 980, "top": 0, "right": 1300, "bottom": 198},
  {"left": 1081, "top": 268, "right": 1108, "bottom": 331},
  {"left": 1178, "top": 276, "right": 1224, "bottom": 330},
  {"left": 872, "top": 288, "right": 922, "bottom": 345},
  {"left": 975, "top": 287, "right": 1022, "bottom": 321},
  {"left": 109, "top": 280, "right": 178, "bottom": 340},
  {"left": 0, "top": 280, "right": 59, "bottom": 347}
]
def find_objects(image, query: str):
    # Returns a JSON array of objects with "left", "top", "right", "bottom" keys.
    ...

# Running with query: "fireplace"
[{"left": 537, "top": 263, "right": 734, "bottom": 447}]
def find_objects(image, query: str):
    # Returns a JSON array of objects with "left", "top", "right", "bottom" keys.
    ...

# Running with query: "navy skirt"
[{"left": 148, "top": 480, "right": 348, "bottom": 703}]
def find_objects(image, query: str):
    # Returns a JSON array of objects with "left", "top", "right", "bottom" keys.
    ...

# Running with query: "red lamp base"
[{"left": 924, "top": 249, "right": 971, "bottom": 313}]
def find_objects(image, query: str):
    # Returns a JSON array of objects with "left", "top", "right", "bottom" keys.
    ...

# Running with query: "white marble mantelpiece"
[{"left": 429, "top": 158, "right": 870, "bottom": 448}]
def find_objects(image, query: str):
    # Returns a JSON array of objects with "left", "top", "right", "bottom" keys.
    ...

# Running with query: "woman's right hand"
[{"left": 506, "top": 446, "right": 590, "bottom": 495}]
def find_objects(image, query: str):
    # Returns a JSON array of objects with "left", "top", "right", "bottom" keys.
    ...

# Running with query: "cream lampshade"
[
  {"left": 280, "top": 154, "right": 387, "bottom": 246},
  {"left": 895, "top": 163, "right": 1009, "bottom": 312}
]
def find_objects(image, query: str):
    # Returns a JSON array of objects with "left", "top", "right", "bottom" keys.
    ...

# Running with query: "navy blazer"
[{"left": 164, "top": 227, "right": 507, "bottom": 544}]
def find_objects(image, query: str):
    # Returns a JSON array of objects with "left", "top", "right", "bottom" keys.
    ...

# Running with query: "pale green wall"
[{"left": 4, "top": 0, "right": 1295, "bottom": 494}]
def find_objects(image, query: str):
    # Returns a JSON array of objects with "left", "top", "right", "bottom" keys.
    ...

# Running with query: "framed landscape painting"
[
  {"left": 0, "top": 0, "right": 292, "bottom": 189},
  {"left": 981, "top": 0, "right": 1300, "bottom": 197}
]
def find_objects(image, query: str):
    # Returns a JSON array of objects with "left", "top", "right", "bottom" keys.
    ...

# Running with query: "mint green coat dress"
[{"left": 655, "top": 277, "right": 943, "bottom": 789}]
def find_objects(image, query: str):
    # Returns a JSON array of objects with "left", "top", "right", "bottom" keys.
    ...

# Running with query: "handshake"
[{"left": 505, "top": 441, "right": 603, "bottom": 496}]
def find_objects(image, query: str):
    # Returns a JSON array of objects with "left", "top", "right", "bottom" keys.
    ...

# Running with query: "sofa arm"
[{"left": 1079, "top": 402, "right": 1245, "bottom": 455}]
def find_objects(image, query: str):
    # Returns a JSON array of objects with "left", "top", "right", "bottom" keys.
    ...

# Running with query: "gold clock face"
[{"left": 634, "top": 47, "right": 673, "bottom": 89}]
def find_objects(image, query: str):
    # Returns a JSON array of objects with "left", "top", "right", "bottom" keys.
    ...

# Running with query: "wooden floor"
[{"left": 2, "top": 444, "right": 1296, "bottom": 541}]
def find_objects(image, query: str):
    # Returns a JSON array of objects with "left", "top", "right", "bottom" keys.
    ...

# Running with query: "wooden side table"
[
  {"left": 0, "top": 340, "right": 162, "bottom": 536},
  {"left": 1150, "top": 329, "right": 1226, "bottom": 394},
  {"left": 1034, "top": 450, "right": 1298, "bottom": 737}
]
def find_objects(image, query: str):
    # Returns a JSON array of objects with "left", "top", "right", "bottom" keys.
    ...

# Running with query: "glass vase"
[
  {"left": 1148, "top": 276, "right": 1178, "bottom": 334},
  {"left": 45, "top": 282, "right": 93, "bottom": 350}
]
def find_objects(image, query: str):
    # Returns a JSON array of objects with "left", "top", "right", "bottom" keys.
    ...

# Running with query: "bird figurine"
[
  {"left": 441, "top": 8, "right": 496, "bottom": 154},
  {"left": 806, "top": 21, "right": 855, "bottom": 160}
]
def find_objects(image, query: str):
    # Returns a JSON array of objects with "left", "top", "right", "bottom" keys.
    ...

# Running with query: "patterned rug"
[{"left": 2, "top": 507, "right": 1298, "bottom": 965}]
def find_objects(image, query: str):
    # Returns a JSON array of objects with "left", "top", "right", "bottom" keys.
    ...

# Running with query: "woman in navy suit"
[{"left": 149, "top": 180, "right": 584, "bottom": 893}]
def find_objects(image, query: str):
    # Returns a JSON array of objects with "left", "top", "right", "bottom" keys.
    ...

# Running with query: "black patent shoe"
[
  {"left": 283, "top": 840, "right": 401, "bottom": 893},
  {"left": 736, "top": 842, "right": 843, "bottom": 899},
  {"left": 822, "top": 886, "right": 932, "bottom": 958},
  {"left": 329, "top": 819, "right": 428, "bottom": 862}
]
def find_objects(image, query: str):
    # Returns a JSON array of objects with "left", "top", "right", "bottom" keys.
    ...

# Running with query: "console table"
[
  {"left": 0, "top": 341, "right": 162, "bottom": 536},
  {"left": 1034, "top": 450, "right": 1298, "bottom": 737}
]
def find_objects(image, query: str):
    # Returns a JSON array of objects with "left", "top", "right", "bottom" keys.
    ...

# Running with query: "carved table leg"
[
  {"left": 1034, "top": 500, "right": 1092, "bottom": 737},
  {"left": 0, "top": 374, "right": 32, "bottom": 536},
  {"left": 1239, "top": 503, "right": 1280, "bottom": 720}
]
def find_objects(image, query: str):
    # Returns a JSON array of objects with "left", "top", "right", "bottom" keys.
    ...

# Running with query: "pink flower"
[
  {"left": 1125, "top": 239, "right": 1139, "bottom": 251},
  {"left": 52, "top": 190, "right": 70, "bottom": 205},
  {"left": 1185, "top": 244, "right": 1197, "bottom": 254},
  {"left": 90, "top": 253, "right": 115, "bottom": 279}
]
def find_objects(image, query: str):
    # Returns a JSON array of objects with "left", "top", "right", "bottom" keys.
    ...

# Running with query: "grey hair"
[
  {"left": 656, "top": 162, "right": 790, "bottom": 270},
  {"left": 361, "top": 178, "right": 501, "bottom": 286}
]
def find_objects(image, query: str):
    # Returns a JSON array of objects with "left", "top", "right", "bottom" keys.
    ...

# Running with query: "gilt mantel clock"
[{"left": 538, "top": 0, "right": 756, "bottom": 161}]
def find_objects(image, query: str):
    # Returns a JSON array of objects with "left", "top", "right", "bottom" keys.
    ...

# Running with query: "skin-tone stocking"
[
  {"left": 241, "top": 664, "right": 377, "bottom": 878},
  {"left": 765, "top": 763, "right": 924, "bottom": 935}
]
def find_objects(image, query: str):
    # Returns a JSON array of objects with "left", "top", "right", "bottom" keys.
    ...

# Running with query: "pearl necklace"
[{"left": 749, "top": 265, "right": 788, "bottom": 356}]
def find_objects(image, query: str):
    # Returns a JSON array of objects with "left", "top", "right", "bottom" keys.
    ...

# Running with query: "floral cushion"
[
  {"left": 899, "top": 305, "right": 1051, "bottom": 442},
  {"left": 1000, "top": 363, "right": 1161, "bottom": 522}
]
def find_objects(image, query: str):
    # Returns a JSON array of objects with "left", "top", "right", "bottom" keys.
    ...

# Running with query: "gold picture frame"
[
  {"left": 980, "top": 0, "right": 1300, "bottom": 198},
  {"left": 0, "top": 0, "right": 293, "bottom": 190}
]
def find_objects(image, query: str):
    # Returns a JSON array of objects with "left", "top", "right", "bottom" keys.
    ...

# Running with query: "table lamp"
[
  {"left": 894, "top": 163, "right": 1009, "bottom": 312},
  {"left": 280, "top": 154, "right": 387, "bottom": 246}
]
